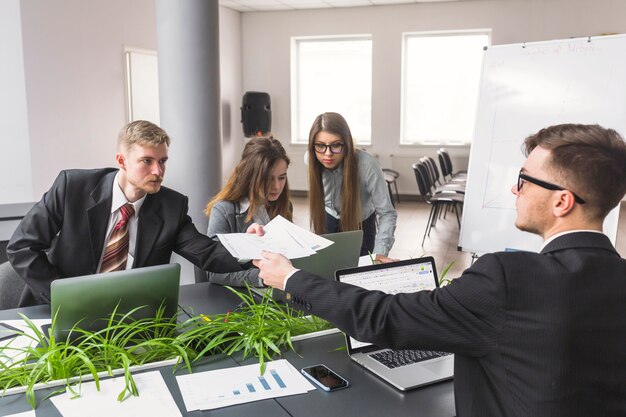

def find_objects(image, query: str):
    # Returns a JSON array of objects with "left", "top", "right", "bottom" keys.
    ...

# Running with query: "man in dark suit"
[
  {"left": 253, "top": 124, "right": 626, "bottom": 417},
  {"left": 7, "top": 120, "right": 242, "bottom": 307}
]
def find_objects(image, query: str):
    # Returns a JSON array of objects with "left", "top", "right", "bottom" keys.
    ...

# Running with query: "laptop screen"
[{"left": 335, "top": 257, "right": 438, "bottom": 350}]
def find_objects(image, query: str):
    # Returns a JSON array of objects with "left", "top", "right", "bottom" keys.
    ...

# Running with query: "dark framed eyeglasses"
[
  {"left": 517, "top": 171, "right": 586, "bottom": 204},
  {"left": 313, "top": 142, "right": 344, "bottom": 154}
]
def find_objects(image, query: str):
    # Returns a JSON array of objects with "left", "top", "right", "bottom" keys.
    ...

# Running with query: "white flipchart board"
[{"left": 459, "top": 35, "right": 626, "bottom": 254}]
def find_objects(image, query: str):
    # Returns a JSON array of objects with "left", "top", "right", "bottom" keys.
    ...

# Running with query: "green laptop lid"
[
  {"left": 50, "top": 263, "right": 180, "bottom": 341},
  {"left": 291, "top": 230, "right": 363, "bottom": 280}
]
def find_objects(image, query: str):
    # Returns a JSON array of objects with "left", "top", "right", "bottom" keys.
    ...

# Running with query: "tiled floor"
[{"left": 291, "top": 196, "right": 626, "bottom": 280}]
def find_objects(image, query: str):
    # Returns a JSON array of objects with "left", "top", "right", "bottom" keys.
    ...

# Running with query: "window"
[
  {"left": 401, "top": 30, "right": 490, "bottom": 145},
  {"left": 125, "top": 48, "right": 159, "bottom": 124},
  {"left": 291, "top": 35, "right": 372, "bottom": 144}
]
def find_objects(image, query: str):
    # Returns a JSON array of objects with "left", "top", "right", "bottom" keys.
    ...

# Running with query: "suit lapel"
[
  {"left": 135, "top": 194, "right": 164, "bottom": 267},
  {"left": 87, "top": 171, "right": 117, "bottom": 271}
]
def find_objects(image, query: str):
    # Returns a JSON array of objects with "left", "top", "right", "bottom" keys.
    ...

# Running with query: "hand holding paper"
[{"left": 218, "top": 215, "right": 332, "bottom": 260}]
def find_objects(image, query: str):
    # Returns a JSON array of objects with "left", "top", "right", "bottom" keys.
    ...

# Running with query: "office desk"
[{"left": 0, "top": 283, "right": 455, "bottom": 417}]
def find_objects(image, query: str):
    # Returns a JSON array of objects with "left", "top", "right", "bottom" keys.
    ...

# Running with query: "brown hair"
[
  {"left": 205, "top": 137, "right": 292, "bottom": 222},
  {"left": 524, "top": 123, "right": 626, "bottom": 220},
  {"left": 307, "top": 112, "right": 361, "bottom": 234},
  {"left": 117, "top": 120, "right": 170, "bottom": 151}
]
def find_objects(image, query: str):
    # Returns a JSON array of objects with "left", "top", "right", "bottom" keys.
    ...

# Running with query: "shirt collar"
[
  {"left": 238, "top": 198, "right": 250, "bottom": 214},
  {"left": 540, "top": 229, "right": 604, "bottom": 251},
  {"left": 111, "top": 170, "right": 145, "bottom": 216}
]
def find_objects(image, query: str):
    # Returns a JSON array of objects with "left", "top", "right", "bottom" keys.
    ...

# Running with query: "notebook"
[
  {"left": 251, "top": 230, "right": 363, "bottom": 300},
  {"left": 335, "top": 257, "right": 454, "bottom": 391},
  {"left": 49, "top": 263, "right": 181, "bottom": 341}
]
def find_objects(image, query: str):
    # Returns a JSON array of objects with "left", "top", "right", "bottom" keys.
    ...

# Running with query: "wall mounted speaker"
[{"left": 241, "top": 91, "right": 271, "bottom": 137}]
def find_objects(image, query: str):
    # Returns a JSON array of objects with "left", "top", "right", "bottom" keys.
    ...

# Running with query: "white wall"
[
  {"left": 0, "top": 0, "right": 32, "bottom": 204},
  {"left": 240, "top": 0, "right": 626, "bottom": 193},
  {"left": 19, "top": 0, "right": 158, "bottom": 198}
]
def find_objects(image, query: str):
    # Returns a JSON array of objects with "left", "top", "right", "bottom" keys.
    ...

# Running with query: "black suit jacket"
[
  {"left": 7, "top": 168, "right": 241, "bottom": 306},
  {"left": 284, "top": 232, "right": 626, "bottom": 417}
]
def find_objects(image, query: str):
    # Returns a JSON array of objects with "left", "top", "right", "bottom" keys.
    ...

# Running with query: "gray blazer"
[{"left": 206, "top": 200, "right": 270, "bottom": 287}]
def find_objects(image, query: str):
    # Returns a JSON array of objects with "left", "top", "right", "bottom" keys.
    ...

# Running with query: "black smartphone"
[
  {"left": 301, "top": 364, "right": 349, "bottom": 392},
  {"left": 0, "top": 323, "right": 21, "bottom": 342}
]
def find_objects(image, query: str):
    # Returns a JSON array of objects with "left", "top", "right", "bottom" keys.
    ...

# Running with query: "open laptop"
[
  {"left": 335, "top": 257, "right": 454, "bottom": 391},
  {"left": 49, "top": 263, "right": 181, "bottom": 341},
  {"left": 251, "top": 230, "right": 363, "bottom": 300}
]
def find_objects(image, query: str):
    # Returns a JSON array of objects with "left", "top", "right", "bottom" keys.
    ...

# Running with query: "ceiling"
[{"left": 219, "top": 0, "right": 471, "bottom": 12}]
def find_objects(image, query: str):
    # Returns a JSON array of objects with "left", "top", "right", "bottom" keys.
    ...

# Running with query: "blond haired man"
[{"left": 8, "top": 120, "right": 241, "bottom": 306}]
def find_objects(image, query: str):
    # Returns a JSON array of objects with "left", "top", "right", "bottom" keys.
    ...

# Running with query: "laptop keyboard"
[{"left": 369, "top": 349, "right": 450, "bottom": 369}]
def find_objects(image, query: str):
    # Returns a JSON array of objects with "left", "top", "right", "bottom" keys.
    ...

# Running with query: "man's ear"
[
  {"left": 115, "top": 153, "right": 126, "bottom": 170},
  {"left": 553, "top": 191, "right": 576, "bottom": 218}
]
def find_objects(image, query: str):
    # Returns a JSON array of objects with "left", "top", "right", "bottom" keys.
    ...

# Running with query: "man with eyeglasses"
[{"left": 253, "top": 123, "right": 626, "bottom": 417}]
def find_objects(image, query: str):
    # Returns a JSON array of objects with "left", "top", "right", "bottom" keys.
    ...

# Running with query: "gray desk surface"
[{"left": 0, "top": 282, "right": 455, "bottom": 417}]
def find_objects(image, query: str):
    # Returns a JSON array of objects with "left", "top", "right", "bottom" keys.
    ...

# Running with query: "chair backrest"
[
  {"left": 437, "top": 151, "right": 449, "bottom": 179},
  {"left": 411, "top": 162, "right": 433, "bottom": 200},
  {"left": 420, "top": 156, "right": 442, "bottom": 186},
  {"left": 438, "top": 148, "right": 454, "bottom": 176},
  {"left": 0, "top": 262, "right": 25, "bottom": 310}
]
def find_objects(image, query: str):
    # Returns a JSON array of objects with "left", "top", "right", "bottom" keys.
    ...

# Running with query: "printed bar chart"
[{"left": 176, "top": 359, "right": 315, "bottom": 411}]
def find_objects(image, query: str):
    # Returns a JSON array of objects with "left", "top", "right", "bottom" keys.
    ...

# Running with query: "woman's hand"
[{"left": 246, "top": 223, "right": 265, "bottom": 236}]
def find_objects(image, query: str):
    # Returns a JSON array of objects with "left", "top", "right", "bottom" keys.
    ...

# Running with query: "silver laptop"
[
  {"left": 335, "top": 257, "right": 454, "bottom": 391},
  {"left": 50, "top": 264, "right": 181, "bottom": 341},
  {"left": 251, "top": 230, "right": 363, "bottom": 299}
]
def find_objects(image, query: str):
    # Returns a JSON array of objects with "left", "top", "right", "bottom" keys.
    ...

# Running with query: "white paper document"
[
  {"left": 217, "top": 215, "right": 332, "bottom": 260},
  {"left": 50, "top": 371, "right": 181, "bottom": 417},
  {"left": 176, "top": 359, "right": 315, "bottom": 411},
  {"left": 0, "top": 319, "right": 51, "bottom": 366},
  {"left": 4, "top": 411, "right": 36, "bottom": 417}
]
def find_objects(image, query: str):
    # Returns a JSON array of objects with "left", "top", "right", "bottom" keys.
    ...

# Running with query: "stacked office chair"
[
  {"left": 419, "top": 156, "right": 465, "bottom": 194},
  {"left": 382, "top": 168, "right": 400, "bottom": 206},
  {"left": 412, "top": 162, "right": 464, "bottom": 246},
  {"left": 0, "top": 261, "right": 25, "bottom": 310},
  {"left": 437, "top": 148, "right": 467, "bottom": 183}
]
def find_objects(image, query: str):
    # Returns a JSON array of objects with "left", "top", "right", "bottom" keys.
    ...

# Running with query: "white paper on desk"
[
  {"left": 176, "top": 359, "right": 315, "bottom": 411},
  {"left": 49, "top": 371, "right": 181, "bottom": 417},
  {"left": 218, "top": 215, "right": 332, "bottom": 260},
  {"left": 4, "top": 411, "right": 36, "bottom": 417},
  {"left": 0, "top": 319, "right": 51, "bottom": 366}
]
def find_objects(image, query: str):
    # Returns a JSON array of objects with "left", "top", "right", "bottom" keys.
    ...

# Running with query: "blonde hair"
[
  {"left": 118, "top": 120, "right": 170, "bottom": 151},
  {"left": 307, "top": 112, "right": 360, "bottom": 234}
]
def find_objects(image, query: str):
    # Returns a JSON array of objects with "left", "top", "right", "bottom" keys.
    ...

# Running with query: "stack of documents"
[
  {"left": 176, "top": 359, "right": 315, "bottom": 411},
  {"left": 217, "top": 215, "right": 333, "bottom": 260}
]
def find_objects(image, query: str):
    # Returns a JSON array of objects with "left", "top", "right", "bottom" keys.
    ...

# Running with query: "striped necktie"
[{"left": 100, "top": 203, "right": 135, "bottom": 273}]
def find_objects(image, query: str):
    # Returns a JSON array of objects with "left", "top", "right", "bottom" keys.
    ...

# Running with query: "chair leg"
[
  {"left": 453, "top": 204, "right": 461, "bottom": 228},
  {"left": 393, "top": 181, "right": 400, "bottom": 204},
  {"left": 422, "top": 205, "right": 436, "bottom": 246},
  {"left": 387, "top": 183, "right": 395, "bottom": 207}
]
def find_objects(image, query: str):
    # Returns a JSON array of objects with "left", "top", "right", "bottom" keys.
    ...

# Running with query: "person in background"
[
  {"left": 7, "top": 120, "right": 242, "bottom": 307},
  {"left": 307, "top": 112, "right": 397, "bottom": 262},
  {"left": 254, "top": 123, "right": 626, "bottom": 417},
  {"left": 204, "top": 136, "right": 291, "bottom": 287}
]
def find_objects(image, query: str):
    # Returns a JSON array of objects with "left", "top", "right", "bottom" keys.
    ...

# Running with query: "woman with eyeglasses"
[
  {"left": 307, "top": 112, "right": 397, "bottom": 263},
  {"left": 204, "top": 136, "right": 292, "bottom": 286}
]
